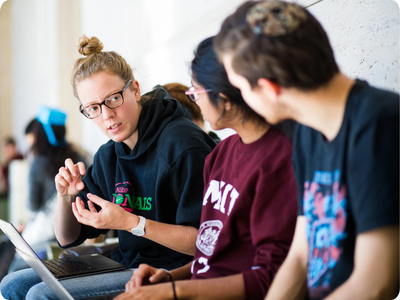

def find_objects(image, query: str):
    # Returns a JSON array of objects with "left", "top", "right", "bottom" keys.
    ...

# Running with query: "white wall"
[
  {"left": 2, "top": 0, "right": 399, "bottom": 156},
  {"left": 78, "top": 0, "right": 244, "bottom": 152},
  {"left": 304, "top": 0, "right": 399, "bottom": 93},
  {"left": 10, "top": 0, "right": 60, "bottom": 153}
]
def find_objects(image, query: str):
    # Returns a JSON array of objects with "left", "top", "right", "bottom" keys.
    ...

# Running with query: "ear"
[
  {"left": 218, "top": 93, "right": 232, "bottom": 111},
  {"left": 132, "top": 80, "right": 141, "bottom": 102},
  {"left": 257, "top": 78, "right": 281, "bottom": 102}
]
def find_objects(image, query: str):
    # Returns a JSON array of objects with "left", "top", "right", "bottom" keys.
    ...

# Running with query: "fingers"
[
  {"left": 55, "top": 159, "right": 86, "bottom": 195},
  {"left": 87, "top": 199, "right": 99, "bottom": 213},
  {"left": 65, "top": 158, "right": 86, "bottom": 176},
  {"left": 149, "top": 269, "right": 169, "bottom": 284},
  {"left": 134, "top": 268, "right": 144, "bottom": 288},
  {"left": 76, "top": 161, "right": 86, "bottom": 176},
  {"left": 72, "top": 197, "right": 92, "bottom": 224},
  {"left": 72, "top": 196, "right": 108, "bottom": 228},
  {"left": 127, "top": 264, "right": 156, "bottom": 289},
  {"left": 57, "top": 166, "right": 74, "bottom": 185},
  {"left": 71, "top": 197, "right": 84, "bottom": 221},
  {"left": 87, "top": 193, "right": 106, "bottom": 206},
  {"left": 74, "top": 197, "right": 95, "bottom": 218},
  {"left": 125, "top": 279, "right": 135, "bottom": 292},
  {"left": 55, "top": 172, "right": 70, "bottom": 188}
]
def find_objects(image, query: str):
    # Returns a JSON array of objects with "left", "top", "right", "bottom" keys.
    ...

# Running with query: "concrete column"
[{"left": 0, "top": 1, "right": 13, "bottom": 161}]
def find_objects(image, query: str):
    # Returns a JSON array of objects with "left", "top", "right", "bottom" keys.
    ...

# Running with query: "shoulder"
[
  {"left": 158, "top": 118, "right": 216, "bottom": 154},
  {"left": 348, "top": 81, "right": 399, "bottom": 123},
  {"left": 91, "top": 140, "right": 117, "bottom": 165},
  {"left": 211, "top": 129, "right": 292, "bottom": 170},
  {"left": 261, "top": 128, "right": 294, "bottom": 174},
  {"left": 212, "top": 133, "right": 238, "bottom": 150},
  {"left": 204, "top": 134, "right": 238, "bottom": 162},
  {"left": 346, "top": 82, "right": 399, "bottom": 144},
  {"left": 94, "top": 140, "right": 115, "bottom": 156}
]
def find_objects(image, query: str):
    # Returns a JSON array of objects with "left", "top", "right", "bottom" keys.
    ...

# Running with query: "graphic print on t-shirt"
[
  {"left": 196, "top": 220, "right": 223, "bottom": 256},
  {"left": 303, "top": 170, "right": 347, "bottom": 294},
  {"left": 192, "top": 180, "right": 239, "bottom": 275},
  {"left": 202, "top": 180, "right": 239, "bottom": 215},
  {"left": 112, "top": 182, "right": 152, "bottom": 213}
]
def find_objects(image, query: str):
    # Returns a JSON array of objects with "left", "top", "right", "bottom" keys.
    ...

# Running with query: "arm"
[
  {"left": 117, "top": 264, "right": 245, "bottom": 300},
  {"left": 138, "top": 218, "right": 198, "bottom": 256},
  {"left": 56, "top": 154, "right": 199, "bottom": 254},
  {"left": 172, "top": 274, "right": 244, "bottom": 300},
  {"left": 54, "top": 158, "right": 86, "bottom": 246},
  {"left": 73, "top": 193, "right": 199, "bottom": 256},
  {"left": 170, "top": 274, "right": 244, "bottom": 300},
  {"left": 125, "top": 262, "right": 193, "bottom": 289},
  {"left": 265, "top": 216, "right": 308, "bottom": 300},
  {"left": 156, "top": 147, "right": 210, "bottom": 255},
  {"left": 324, "top": 226, "right": 399, "bottom": 300}
]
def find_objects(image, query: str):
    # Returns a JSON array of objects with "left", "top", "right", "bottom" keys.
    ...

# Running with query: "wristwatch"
[{"left": 131, "top": 216, "right": 146, "bottom": 236}]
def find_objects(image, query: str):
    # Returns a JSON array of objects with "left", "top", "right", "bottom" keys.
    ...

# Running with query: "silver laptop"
[{"left": 0, "top": 219, "right": 126, "bottom": 300}]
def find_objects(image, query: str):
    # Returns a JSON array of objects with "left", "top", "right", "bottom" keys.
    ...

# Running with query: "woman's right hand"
[
  {"left": 126, "top": 264, "right": 171, "bottom": 291},
  {"left": 55, "top": 158, "right": 86, "bottom": 197}
]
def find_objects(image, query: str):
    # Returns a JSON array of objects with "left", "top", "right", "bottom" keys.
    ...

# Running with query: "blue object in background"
[{"left": 36, "top": 106, "right": 67, "bottom": 147}]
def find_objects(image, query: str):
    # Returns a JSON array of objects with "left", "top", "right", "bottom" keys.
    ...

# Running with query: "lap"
[{"left": 0, "top": 267, "right": 134, "bottom": 300}]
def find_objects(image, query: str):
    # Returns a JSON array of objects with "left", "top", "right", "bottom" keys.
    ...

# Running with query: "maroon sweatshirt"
[{"left": 191, "top": 128, "right": 298, "bottom": 300}]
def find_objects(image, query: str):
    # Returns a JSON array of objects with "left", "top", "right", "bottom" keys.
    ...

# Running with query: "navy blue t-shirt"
[{"left": 293, "top": 80, "right": 399, "bottom": 299}]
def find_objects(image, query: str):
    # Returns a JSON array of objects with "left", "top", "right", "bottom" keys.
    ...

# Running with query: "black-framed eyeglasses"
[
  {"left": 79, "top": 80, "right": 133, "bottom": 119},
  {"left": 185, "top": 86, "right": 212, "bottom": 102}
]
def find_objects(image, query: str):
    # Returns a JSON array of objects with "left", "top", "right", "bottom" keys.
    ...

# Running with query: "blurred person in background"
[
  {"left": 163, "top": 82, "right": 221, "bottom": 143},
  {"left": 0, "top": 138, "right": 23, "bottom": 280},
  {"left": 6, "top": 106, "right": 90, "bottom": 273},
  {"left": 0, "top": 137, "right": 23, "bottom": 198}
]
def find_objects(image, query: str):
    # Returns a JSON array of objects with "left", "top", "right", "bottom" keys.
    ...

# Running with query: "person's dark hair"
[
  {"left": 25, "top": 119, "right": 81, "bottom": 179},
  {"left": 214, "top": 0, "right": 339, "bottom": 90},
  {"left": 163, "top": 83, "right": 203, "bottom": 123},
  {"left": 191, "top": 36, "right": 265, "bottom": 125},
  {"left": 25, "top": 119, "right": 40, "bottom": 135}
]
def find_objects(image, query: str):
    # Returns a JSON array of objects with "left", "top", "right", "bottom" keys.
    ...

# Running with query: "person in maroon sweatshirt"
[{"left": 115, "top": 37, "right": 298, "bottom": 300}]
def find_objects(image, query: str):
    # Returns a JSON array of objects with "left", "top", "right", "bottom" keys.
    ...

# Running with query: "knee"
[
  {"left": 0, "top": 269, "right": 41, "bottom": 299},
  {"left": 1, "top": 271, "right": 22, "bottom": 299},
  {"left": 26, "top": 282, "right": 56, "bottom": 300}
]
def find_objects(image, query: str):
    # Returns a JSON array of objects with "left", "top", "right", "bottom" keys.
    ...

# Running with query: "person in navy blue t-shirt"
[{"left": 214, "top": 1, "right": 399, "bottom": 300}]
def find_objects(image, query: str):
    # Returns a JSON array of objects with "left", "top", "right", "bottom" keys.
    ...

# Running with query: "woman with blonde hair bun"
[{"left": 0, "top": 35, "right": 215, "bottom": 299}]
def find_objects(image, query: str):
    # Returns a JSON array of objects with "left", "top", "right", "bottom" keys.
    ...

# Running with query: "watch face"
[{"left": 132, "top": 228, "right": 145, "bottom": 236}]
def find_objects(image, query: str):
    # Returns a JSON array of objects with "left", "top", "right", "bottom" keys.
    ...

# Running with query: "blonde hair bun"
[{"left": 78, "top": 35, "right": 104, "bottom": 56}]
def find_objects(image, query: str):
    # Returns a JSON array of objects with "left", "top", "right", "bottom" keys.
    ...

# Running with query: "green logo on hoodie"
[{"left": 113, "top": 193, "right": 152, "bottom": 211}]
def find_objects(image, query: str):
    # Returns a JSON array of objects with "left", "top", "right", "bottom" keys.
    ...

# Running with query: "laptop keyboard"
[{"left": 44, "top": 257, "right": 94, "bottom": 276}]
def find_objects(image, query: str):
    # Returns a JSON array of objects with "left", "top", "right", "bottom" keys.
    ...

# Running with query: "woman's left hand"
[
  {"left": 114, "top": 283, "right": 173, "bottom": 300},
  {"left": 72, "top": 193, "right": 135, "bottom": 231}
]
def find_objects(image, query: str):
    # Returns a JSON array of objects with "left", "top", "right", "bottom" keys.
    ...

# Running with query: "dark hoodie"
[{"left": 62, "top": 87, "right": 216, "bottom": 269}]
